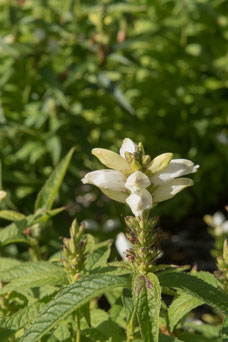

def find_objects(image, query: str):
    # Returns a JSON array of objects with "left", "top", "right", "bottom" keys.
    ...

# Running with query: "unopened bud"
[
  {"left": 142, "top": 155, "right": 151, "bottom": 167},
  {"left": 125, "top": 216, "right": 138, "bottom": 229},
  {"left": 130, "top": 159, "right": 142, "bottom": 171},
  {"left": 137, "top": 142, "right": 145, "bottom": 155},
  {"left": 70, "top": 219, "right": 78, "bottom": 238},
  {"left": 124, "top": 152, "right": 134, "bottom": 164}
]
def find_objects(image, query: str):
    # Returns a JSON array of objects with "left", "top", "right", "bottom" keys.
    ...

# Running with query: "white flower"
[
  {"left": 119, "top": 138, "right": 137, "bottom": 159},
  {"left": 115, "top": 232, "right": 131, "bottom": 259},
  {"left": 125, "top": 171, "right": 151, "bottom": 193},
  {"left": 82, "top": 170, "right": 125, "bottom": 192},
  {"left": 0, "top": 191, "right": 7, "bottom": 203},
  {"left": 81, "top": 138, "right": 199, "bottom": 216},
  {"left": 150, "top": 159, "right": 199, "bottom": 203},
  {"left": 204, "top": 211, "right": 228, "bottom": 236},
  {"left": 126, "top": 189, "right": 152, "bottom": 217}
]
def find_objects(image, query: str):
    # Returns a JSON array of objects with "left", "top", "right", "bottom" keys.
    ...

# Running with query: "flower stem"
[
  {"left": 126, "top": 309, "right": 136, "bottom": 342},
  {"left": 76, "top": 311, "right": 80, "bottom": 342}
]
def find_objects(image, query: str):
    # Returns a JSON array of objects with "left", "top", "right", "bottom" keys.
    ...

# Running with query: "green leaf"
[
  {"left": 167, "top": 271, "right": 220, "bottom": 332},
  {"left": 0, "top": 297, "right": 51, "bottom": 330},
  {"left": 0, "top": 208, "right": 63, "bottom": 246},
  {"left": 168, "top": 294, "right": 204, "bottom": 332},
  {"left": 178, "top": 331, "right": 220, "bottom": 342},
  {"left": 84, "top": 317, "right": 126, "bottom": 342},
  {"left": 80, "top": 302, "right": 91, "bottom": 327},
  {"left": 0, "top": 257, "right": 22, "bottom": 272},
  {"left": 0, "top": 261, "right": 64, "bottom": 282},
  {"left": 157, "top": 271, "right": 228, "bottom": 314},
  {"left": 35, "top": 147, "right": 75, "bottom": 211},
  {"left": 221, "top": 316, "right": 228, "bottom": 341},
  {"left": 159, "top": 333, "right": 184, "bottom": 342},
  {"left": 0, "top": 210, "right": 25, "bottom": 221},
  {"left": 97, "top": 73, "right": 137, "bottom": 116},
  {"left": 184, "top": 322, "right": 219, "bottom": 338},
  {"left": 19, "top": 273, "right": 131, "bottom": 342},
  {"left": 122, "top": 288, "right": 134, "bottom": 323},
  {"left": 85, "top": 240, "right": 112, "bottom": 271},
  {"left": 133, "top": 273, "right": 161, "bottom": 342},
  {"left": 0, "top": 269, "right": 67, "bottom": 295}
]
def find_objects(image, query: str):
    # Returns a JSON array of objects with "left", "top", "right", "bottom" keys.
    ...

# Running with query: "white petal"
[
  {"left": 0, "top": 191, "right": 7, "bottom": 203},
  {"left": 213, "top": 212, "right": 225, "bottom": 226},
  {"left": 100, "top": 188, "right": 128, "bottom": 203},
  {"left": 115, "top": 232, "right": 131, "bottom": 259},
  {"left": 126, "top": 189, "right": 152, "bottom": 217},
  {"left": 119, "top": 138, "right": 137, "bottom": 159},
  {"left": 222, "top": 221, "right": 228, "bottom": 233},
  {"left": 81, "top": 170, "right": 125, "bottom": 191},
  {"left": 92, "top": 148, "right": 130, "bottom": 170},
  {"left": 151, "top": 159, "right": 199, "bottom": 185},
  {"left": 125, "top": 171, "right": 151, "bottom": 193},
  {"left": 152, "top": 178, "right": 194, "bottom": 203},
  {"left": 148, "top": 153, "right": 173, "bottom": 174}
]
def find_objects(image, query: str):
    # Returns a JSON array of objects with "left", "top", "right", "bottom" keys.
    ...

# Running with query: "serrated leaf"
[
  {"left": 168, "top": 270, "right": 221, "bottom": 332},
  {"left": 133, "top": 273, "right": 161, "bottom": 342},
  {"left": 193, "top": 271, "right": 219, "bottom": 288},
  {"left": 168, "top": 294, "right": 204, "bottom": 332},
  {"left": 19, "top": 273, "right": 131, "bottom": 342},
  {"left": 0, "top": 269, "right": 67, "bottom": 295},
  {"left": 85, "top": 240, "right": 112, "bottom": 271},
  {"left": 35, "top": 148, "right": 75, "bottom": 211},
  {"left": 0, "top": 257, "right": 22, "bottom": 272},
  {"left": 1, "top": 297, "right": 51, "bottom": 330},
  {"left": 0, "top": 210, "right": 25, "bottom": 221},
  {"left": 157, "top": 271, "right": 228, "bottom": 314},
  {"left": 0, "top": 261, "right": 64, "bottom": 282},
  {"left": 0, "top": 208, "right": 63, "bottom": 246}
]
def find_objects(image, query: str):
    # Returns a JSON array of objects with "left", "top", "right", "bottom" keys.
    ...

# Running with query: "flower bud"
[
  {"left": 125, "top": 216, "right": 138, "bottom": 229},
  {"left": 130, "top": 159, "right": 142, "bottom": 171},
  {"left": 142, "top": 155, "right": 151, "bottom": 167}
]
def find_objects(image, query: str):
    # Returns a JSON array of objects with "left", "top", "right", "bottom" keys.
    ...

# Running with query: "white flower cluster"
[{"left": 82, "top": 138, "right": 199, "bottom": 217}]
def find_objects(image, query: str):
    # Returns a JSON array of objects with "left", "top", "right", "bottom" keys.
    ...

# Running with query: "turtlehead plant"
[
  {"left": 3, "top": 146, "right": 228, "bottom": 342},
  {"left": 82, "top": 138, "right": 199, "bottom": 217}
]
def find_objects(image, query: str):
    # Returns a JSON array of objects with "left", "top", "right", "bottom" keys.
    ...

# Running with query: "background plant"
[{"left": 0, "top": 0, "right": 227, "bottom": 227}]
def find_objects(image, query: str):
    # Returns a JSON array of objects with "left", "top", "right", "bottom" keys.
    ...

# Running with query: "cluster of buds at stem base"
[
  {"left": 124, "top": 212, "right": 161, "bottom": 274},
  {"left": 62, "top": 219, "right": 87, "bottom": 284}
]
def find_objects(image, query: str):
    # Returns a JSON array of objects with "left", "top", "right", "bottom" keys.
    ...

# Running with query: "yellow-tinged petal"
[
  {"left": 203, "top": 215, "right": 214, "bottom": 227},
  {"left": 100, "top": 188, "right": 128, "bottom": 203},
  {"left": 148, "top": 153, "right": 173, "bottom": 174},
  {"left": 0, "top": 191, "right": 7, "bottom": 203},
  {"left": 152, "top": 178, "right": 193, "bottom": 203},
  {"left": 92, "top": 148, "right": 130, "bottom": 170}
]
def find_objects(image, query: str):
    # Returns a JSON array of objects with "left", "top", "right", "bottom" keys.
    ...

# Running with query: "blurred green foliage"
[{"left": 0, "top": 0, "right": 227, "bottom": 228}]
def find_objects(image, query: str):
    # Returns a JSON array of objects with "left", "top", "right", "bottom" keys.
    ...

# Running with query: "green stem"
[
  {"left": 76, "top": 311, "right": 80, "bottom": 342},
  {"left": 31, "top": 241, "right": 41, "bottom": 261},
  {"left": 126, "top": 309, "right": 136, "bottom": 342}
]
